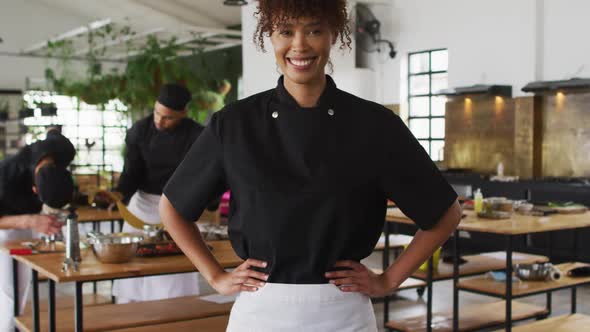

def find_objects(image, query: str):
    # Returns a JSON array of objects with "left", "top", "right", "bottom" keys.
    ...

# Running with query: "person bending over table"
[{"left": 0, "top": 129, "right": 75, "bottom": 330}]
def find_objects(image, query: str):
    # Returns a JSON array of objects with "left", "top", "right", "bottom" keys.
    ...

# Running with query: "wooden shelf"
[
  {"left": 374, "top": 234, "right": 413, "bottom": 250},
  {"left": 110, "top": 315, "right": 229, "bottom": 332},
  {"left": 15, "top": 295, "right": 232, "bottom": 332},
  {"left": 385, "top": 300, "right": 548, "bottom": 332},
  {"left": 458, "top": 262, "right": 590, "bottom": 298},
  {"left": 411, "top": 251, "right": 548, "bottom": 281},
  {"left": 24, "top": 293, "right": 110, "bottom": 314},
  {"left": 492, "top": 314, "right": 590, "bottom": 332}
]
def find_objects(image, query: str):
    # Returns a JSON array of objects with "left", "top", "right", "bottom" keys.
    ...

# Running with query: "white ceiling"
[{"left": 0, "top": 0, "right": 243, "bottom": 57}]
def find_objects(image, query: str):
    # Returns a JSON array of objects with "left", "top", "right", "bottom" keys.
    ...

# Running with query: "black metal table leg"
[
  {"left": 32, "top": 270, "right": 40, "bottom": 332},
  {"left": 572, "top": 228, "right": 578, "bottom": 314},
  {"left": 383, "top": 222, "right": 391, "bottom": 326},
  {"left": 427, "top": 255, "right": 433, "bottom": 332},
  {"left": 505, "top": 235, "right": 513, "bottom": 332},
  {"left": 453, "top": 230, "right": 460, "bottom": 332},
  {"left": 48, "top": 280, "right": 56, "bottom": 332},
  {"left": 12, "top": 259, "right": 19, "bottom": 332},
  {"left": 75, "top": 281, "right": 83, "bottom": 332},
  {"left": 571, "top": 288, "right": 577, "bottom": 313}
]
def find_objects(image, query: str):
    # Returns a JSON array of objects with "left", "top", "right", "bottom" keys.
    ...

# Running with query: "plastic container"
[{"left": 474, "top": 188, "right": 484, "bottom": 214}]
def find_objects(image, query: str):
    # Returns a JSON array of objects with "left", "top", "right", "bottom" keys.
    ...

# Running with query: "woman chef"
[{"left": 160, "top": 1, "right": 462, "bottom": 330}]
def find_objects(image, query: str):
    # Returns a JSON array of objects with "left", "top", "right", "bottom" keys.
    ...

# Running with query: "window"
[
  {"left": 23, "top": 91, "right": 129, "bottom": 175},
  {"left": 408, "top": 49, "right": 448, "bottom": 161}
]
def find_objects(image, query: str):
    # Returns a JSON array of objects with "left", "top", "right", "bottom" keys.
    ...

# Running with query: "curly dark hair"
[{"left": 254, "top": 0, "right": 352, "bottom": 52}]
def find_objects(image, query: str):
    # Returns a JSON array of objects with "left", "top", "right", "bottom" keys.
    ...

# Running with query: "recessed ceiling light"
[{"left": 223, "top": 0, "right": 248, "bottom": 5}]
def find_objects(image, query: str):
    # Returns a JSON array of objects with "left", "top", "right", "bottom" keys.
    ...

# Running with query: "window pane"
[
  {"left": 431, "top": 96, "right": 447, "bottom": 116},
  {"left": 410, "top": 75, "right": 430, "bottom": 95},
  {"left": 104, "top": 128, "right": 126, "bottom": 150},
  {"left": 418, "top": 140, "right": 430, "bottom": 155},
  {"left": 104, "top": 111, "right": 127, "bottom": 127},
  {"left": 409, "top": 97, "right": 429, "bottom": 117},
  {"left": 431, "top": 50, "right": 448, "bottom": 72},
  {"left": 431, "top": 140, "right": 445, "bottom": 161},
  {"left": 409, "top": 119, "right": 430, "bottom": 139},
  {"left": 431, "top": 73, "right": 448, "bottom": 94},
  {"left": 431, "top": 118, "right": 445, "bottom": 139},
  {"left": 78, "top": 110, "right": 103, "bottom": 126},
  {"left": 410, "top": 53, "right": 430, "bottom": 73}
]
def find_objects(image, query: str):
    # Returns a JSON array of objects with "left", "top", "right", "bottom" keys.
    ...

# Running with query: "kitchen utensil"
[
  {"left": 86, "top": 231, "right": 143, "bottom": 264},
  {"left": 514, "top": 262, "right": 561, "bottom": 281}
]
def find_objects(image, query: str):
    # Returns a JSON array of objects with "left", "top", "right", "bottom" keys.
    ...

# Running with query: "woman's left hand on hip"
[{"left": 325, "top": 260, "right": 393, "bottom": 297}]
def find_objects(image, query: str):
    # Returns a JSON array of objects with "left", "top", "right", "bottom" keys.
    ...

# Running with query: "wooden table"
[
  {"left": 2, "top": 240, "right": 241, "bottom": 332},
  {"left": 385, "top": 207, "right": 590, "bottom": 332}
]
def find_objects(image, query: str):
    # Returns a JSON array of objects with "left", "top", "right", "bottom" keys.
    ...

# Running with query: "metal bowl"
[
  {"left": 515, "top": 263, "right": 559, "bottom": 281},
  {"left": 87, "top": 232, "right": 143, "bottom": 264}
]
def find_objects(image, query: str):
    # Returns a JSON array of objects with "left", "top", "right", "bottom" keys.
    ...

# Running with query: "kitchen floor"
[{"left": 29, "top": 251, "right": 590, "bottom": 331}]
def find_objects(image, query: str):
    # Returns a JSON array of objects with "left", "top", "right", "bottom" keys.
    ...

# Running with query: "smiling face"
[{"left": 270, "top": 17, "right": 335, "bottom": 87}]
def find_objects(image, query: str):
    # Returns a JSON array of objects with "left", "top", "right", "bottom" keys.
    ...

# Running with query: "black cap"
[
  {"left": 30, "top": 131, "right": 76, "bottom": 168},
  {"left": 35, "top": 165, "right": 74, "bottom": 209},
  {"left": 157, "top": 83, "right": 191, "bottom": 111}
]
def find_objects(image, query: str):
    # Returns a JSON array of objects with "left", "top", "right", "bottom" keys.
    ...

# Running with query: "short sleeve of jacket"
[
  {"left": 379, "top": 111, "right": 457, "bottom": 230},
  {"left": 163, "top": 112, "right": 228, "bottom": 222}
]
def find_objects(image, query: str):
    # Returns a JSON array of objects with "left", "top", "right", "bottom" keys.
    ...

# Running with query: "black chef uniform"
[
  {"left": 164, "top": 75, "right": 458, "bottom": 284},
  {"left": 112, "top": 84, "right": 206, "bottom": 303},
  {"left": 116, "top": 115, "right": 203, "bottom": 203},
  {"left": 0, "top": 131, "right": 75, "bottom": 331}
]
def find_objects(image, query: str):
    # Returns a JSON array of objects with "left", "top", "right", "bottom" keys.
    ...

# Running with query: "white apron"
[
  {"left": 112, "top": 191, "right": 200, "bottom": 303},
  {"left": 226, "top": 283, "right": 378, "bottom": 332},
  {"left": 0, "top": 229, "right": 33, "bottom": 331}
]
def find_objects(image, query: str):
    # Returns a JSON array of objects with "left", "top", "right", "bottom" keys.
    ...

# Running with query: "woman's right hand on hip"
[{"left": 211, "top": 258, "right": 269, "bottom": 295}]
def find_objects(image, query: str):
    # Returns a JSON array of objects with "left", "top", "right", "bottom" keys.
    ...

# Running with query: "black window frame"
[{"left": 407, "top": 48, "right": 448, "bottom": 161}]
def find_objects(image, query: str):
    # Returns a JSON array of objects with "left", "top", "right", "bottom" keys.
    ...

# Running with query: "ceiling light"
[{"left": 223, "top": 0, "right": 248, "bottom": 5}]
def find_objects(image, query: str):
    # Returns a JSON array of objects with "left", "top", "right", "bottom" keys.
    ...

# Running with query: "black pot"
[{"left": 18, "top": 108, "right": 34, "bottom": 119}]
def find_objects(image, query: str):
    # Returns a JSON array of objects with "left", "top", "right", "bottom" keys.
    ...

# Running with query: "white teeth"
[{"left": 289, "top": 58, "right": 314, "bottom": 67}]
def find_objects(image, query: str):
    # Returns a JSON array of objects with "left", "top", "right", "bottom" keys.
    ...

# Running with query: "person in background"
[
  {"left": 110, "top": 83, "right": 206, "bottom": 303},
  {"left": 194, "top": 79, "right": 232, "bottom": 125},
  {"left": 0, "top": 129, "right": 75, "bottom": 331}
]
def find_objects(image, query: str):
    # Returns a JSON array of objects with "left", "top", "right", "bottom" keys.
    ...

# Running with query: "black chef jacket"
[
  {"left": 117, "top": 115, "right": 204, "bottom": 202},
  {"left": 0, "top": 146, "right": 42, "bottom": 216},
  {"left": 164, "top": 75, "right": 457, "bottom": 284}
]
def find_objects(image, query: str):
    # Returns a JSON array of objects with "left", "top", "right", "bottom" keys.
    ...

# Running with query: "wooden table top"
[
  {"left": 387, "top": 208, "right": 590, "bottom": 235},
  {"left": 76, "top": 206, "right": 122, "bottom": 223},
  {"left": 3, "top": 240, "right": 242, "bottom": 283}
]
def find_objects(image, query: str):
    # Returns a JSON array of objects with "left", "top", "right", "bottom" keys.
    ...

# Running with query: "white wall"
[
  {"left": 543, "top": 0, "right": 590, "bottom": 80},
  {"left": 0, "top": 0, "right": 94, "bottom": 89}
]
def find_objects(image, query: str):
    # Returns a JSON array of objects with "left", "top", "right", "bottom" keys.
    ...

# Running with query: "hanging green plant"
[{"left": 42, "top": 24, "right": 220, "bottom": 121}]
